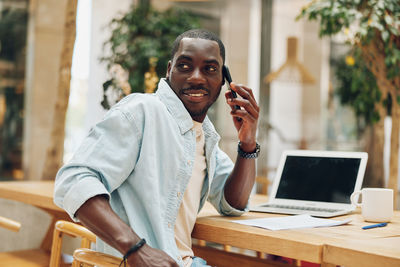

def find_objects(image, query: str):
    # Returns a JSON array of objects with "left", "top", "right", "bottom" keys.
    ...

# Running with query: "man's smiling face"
[{"left": 166, "top": 37, "right": 224, "bottom": 122}]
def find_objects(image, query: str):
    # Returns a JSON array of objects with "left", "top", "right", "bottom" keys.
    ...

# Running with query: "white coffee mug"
[{"left": 350, "top": 188, "right": 393, "bottom": 222}]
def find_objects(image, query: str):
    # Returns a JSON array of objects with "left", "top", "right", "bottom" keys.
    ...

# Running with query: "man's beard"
[{"left": 186, "top": 103, "right": 213, "bottom": 118}]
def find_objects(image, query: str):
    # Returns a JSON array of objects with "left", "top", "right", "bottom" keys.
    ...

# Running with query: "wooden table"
[
  {"left": 0, "top": 181, "right": 70, "bottom": 251},
  {"left": 193, "top": 194, "right": 400, "bottom": 267},
  {"left": 322, "top": 237, "right": 400, "bottom": 267},
  {"left": 1, "top": 181, "right": 399, "bottom": 267}
]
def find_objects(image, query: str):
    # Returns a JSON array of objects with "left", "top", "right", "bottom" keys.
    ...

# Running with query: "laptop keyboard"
[{"left": 261, "top": 204, "right": 341, "bottom": 213}]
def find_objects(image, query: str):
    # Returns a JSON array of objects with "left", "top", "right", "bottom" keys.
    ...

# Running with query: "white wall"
[
  {"left": 64, "top": 0, "right": 92, "bottom": 162},
  {"left": 267, "top": 0, "right": 330, "bottom": 174},
  {"left": 85, "top": 0, "right": 133, "bottom": 134},
  {"left": 215, "top": 0, "right": 261, "bottom": 159},
  {"left": 247, "top": 0, "right": 262, "bottom": 104},
  {"left": 63, "top": 0, "right": 133, "bottom": 161}
]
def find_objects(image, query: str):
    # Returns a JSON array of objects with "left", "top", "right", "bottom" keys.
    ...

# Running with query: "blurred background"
[{"left": 0, "top": 0, "right": 399, "bottom": 252}]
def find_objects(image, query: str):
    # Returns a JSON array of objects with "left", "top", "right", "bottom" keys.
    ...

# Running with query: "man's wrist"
[
  {"left": 238, "top": 141, "right": 257, "bottom": 152},
  {"left": 117, "top": 234, "right": 142, "bottom": 256},
  {"left": 238, "top": 141, "right": 260, "bottom": 159},
  {"left": 123, "top": 238, "right": 146, "bottom": 260}
]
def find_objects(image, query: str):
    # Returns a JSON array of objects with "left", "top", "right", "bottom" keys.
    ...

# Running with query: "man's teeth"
[{"left": 188, "top": 93, "right": 204, "bottom": 96}]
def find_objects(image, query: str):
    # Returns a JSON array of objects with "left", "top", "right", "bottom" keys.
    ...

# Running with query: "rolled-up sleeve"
[
  {"left": 54, "top": 107, "right": 141, "bottom": 220},
  {"left": 219, "top": 191, "right": 247, "bottom": 216},
  {"left": 54, "top": 167, "right": 110, "bottom": 220}
]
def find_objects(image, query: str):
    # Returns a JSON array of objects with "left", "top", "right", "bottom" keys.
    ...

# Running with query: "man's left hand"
[{"left": 225, "top": 82, "right": 259, "bottom": 151}]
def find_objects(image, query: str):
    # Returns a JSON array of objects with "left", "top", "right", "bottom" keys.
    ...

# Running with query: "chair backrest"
[
  {"left": 0, "top": 215, "right": 21, "bottom": 232},
  {"left": 50, "top": 220, "right": 97, "bottom": 267},
  {"left": 73, "top": 248, "right": 122, "bottom": 267}
]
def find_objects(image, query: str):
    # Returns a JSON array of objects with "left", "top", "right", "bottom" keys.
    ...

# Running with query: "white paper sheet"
[{"left": 232, "top": 214, "right": 351, "bottom": 231}]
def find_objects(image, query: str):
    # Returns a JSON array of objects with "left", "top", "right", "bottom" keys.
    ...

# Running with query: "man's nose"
[{"left": 188, "top": 68, "right": 206, "bottom": 84}]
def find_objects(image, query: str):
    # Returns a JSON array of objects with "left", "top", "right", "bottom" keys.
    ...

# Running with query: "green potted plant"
[
  {"left": 297, "top": 0, "right": 400, "bottom": 206},
  {"left": 0, "top": 7, "right": 28, "bottom": 178},
  {"left": 100, "top": 2, "right": 200, "bottom": 109}
]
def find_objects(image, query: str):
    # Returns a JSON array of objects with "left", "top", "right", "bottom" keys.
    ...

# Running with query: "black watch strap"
[{"left": 237, "top": 142, "right": 260, "bottom": 159}]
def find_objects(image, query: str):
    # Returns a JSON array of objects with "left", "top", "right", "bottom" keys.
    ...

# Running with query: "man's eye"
[
  {"left": 177, "top": 63, "right": 190, "bottom": 71},
  {"left": 206, "top": 66, "right": 217, "bottom": 73}
]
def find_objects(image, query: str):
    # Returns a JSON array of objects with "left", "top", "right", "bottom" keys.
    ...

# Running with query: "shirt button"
[
  {"left": 168, "top": 223, "right": 172, "bottom": 228},
  {"left": 187, "top": 160, "right": 191, "bottom": 165}
]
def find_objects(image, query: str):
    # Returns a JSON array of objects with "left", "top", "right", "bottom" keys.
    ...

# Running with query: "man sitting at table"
[{"left": 54, "top": 29, "right": 260, "bottom": 267}]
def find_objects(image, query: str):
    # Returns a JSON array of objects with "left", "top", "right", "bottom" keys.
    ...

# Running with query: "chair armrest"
[
  {"left": 0, "top": 216, "right": 21, "bottom": 232},
  {"left": 50, "top": 220, "right": 97, "bottom": 267},
  {"left": 73, "top": 248, "right": 123, "bottom": 267},
  {"left": 55, "top": 220, "right": 96, "bottom": 242}
]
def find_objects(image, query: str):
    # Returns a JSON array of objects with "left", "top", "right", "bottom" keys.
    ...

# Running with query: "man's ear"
[{"left": 166, "top": 60, "right": 172, "bottom": 80}]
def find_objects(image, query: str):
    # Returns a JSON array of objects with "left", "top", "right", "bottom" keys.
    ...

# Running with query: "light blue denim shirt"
[{"left": 54, "top": 78, "right": 246, "bottom": 266}]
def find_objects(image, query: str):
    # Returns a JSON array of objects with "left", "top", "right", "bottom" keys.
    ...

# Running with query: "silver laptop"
[{"left": 251, "top": 150, "right": 368, "bottom": 217}]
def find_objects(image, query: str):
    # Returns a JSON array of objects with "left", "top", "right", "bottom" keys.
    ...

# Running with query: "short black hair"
[{"left": 170, "top": 29, "right": 225, "bottom": 64}]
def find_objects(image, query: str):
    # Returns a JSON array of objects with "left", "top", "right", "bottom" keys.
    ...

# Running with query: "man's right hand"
[
  {"left": 76, "top": 196, "right": 179, "bottom": 267},
  {"left": 128, "top": 244, "right": 179, "bottom": 267}
]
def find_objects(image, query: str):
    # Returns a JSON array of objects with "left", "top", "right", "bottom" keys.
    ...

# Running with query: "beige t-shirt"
[{"left": 174, "top": 121, "right": 206, "bottom": 267}]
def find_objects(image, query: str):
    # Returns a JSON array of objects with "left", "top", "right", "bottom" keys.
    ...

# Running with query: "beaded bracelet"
[{"left": 119, "top": 238, "right": 146, "bottom": 267}]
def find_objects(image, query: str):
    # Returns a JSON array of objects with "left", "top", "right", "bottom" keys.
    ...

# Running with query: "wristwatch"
[{"left": 237, "top": 142, "right": 260, "bottom": 159}]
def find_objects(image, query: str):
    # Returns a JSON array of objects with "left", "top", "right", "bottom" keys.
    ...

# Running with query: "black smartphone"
[{"left": 222, "top": 66, "right": 240, "bottom": 111}]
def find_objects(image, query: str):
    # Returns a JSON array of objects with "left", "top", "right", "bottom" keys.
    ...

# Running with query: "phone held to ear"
[
  {"left": 223, "top": 66, "right": 242, "bottom": 121},
  {"left": 222, "top": 66, "right": 237, "bottom": 98}
]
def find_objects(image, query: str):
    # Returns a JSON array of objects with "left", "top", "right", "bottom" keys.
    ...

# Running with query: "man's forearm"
[
  {"left": 224, "top": 154, "right": 256, "bottom": 210},
  {"left": 75, "top": 195, "right": 140, "bottom": 254}
]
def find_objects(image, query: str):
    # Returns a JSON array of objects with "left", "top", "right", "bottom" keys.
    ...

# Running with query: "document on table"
[{"left": 232, "top": 214, "right": 351, "bottom": 231}]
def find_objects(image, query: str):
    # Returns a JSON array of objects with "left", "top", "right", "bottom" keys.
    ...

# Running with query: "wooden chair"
[
  {"left": 0, "top": 215, "right": 21, "bottom": 232},
  {"left": 0, "top": 217, "right": 96, "bottom": 267},
  {"left": 50, "top": 220, "right": 97, "bottom": 266},
  {"left": 72, "top": 248, "right": 122, "bottom": 267}
]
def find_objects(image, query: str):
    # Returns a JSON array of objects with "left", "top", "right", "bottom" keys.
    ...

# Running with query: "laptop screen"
[{"left": 275, "top": 156, "right": 361, "bottom": 204}]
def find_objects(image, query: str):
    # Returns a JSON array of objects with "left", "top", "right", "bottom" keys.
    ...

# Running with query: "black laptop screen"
[{"left": 275, "top": 156, "right": 361, "bottom": 203}]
